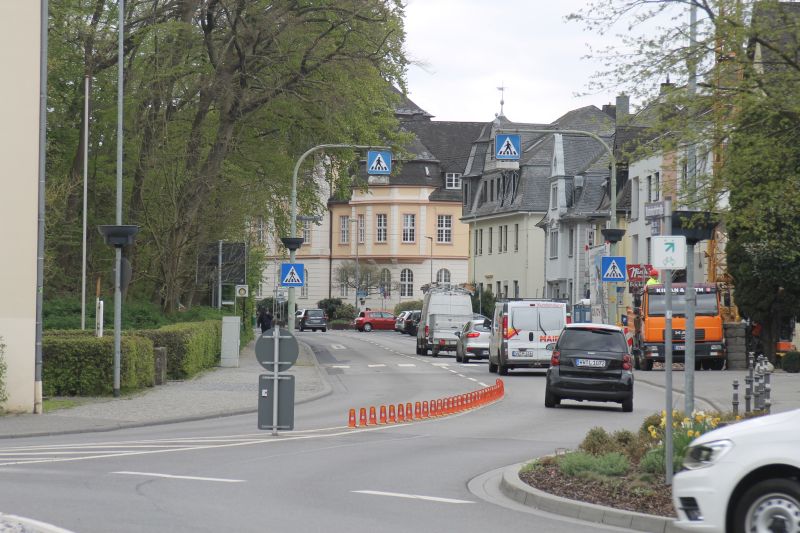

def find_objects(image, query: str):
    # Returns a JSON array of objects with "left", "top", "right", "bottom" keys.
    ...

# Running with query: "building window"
[
  {"left": 376, "top": 214, "right": 387, "bottom": 243},
  {"left": 446, "top": 173, "right": 462, "bottom": 190},
  {"left": 568, "top": 228, "right": 574, "bottom": 257},
  {"left": 549, "top": 229, "right": 559, "bottom": 258},
  {"left": 301, "top": 269, "right": 309, "bottom": 298},
  {"left": 340, "top": 281, "right": 349, "bottom": 297},
  {"left": 462, "top": 181, "right": 470, "bottom": 206},
  {"left": 632, "top": 235, "right": 639, "bottom": 263},
  {"left": 478, "top": 228, "right": 483, "bottom": 255},
  {"left": 436, "top": 268, "right": 451, "bottom": 283},
  {"left": 489, "top": 179, "right": 494, "bottom": 202},
  {"left": 588, "top": 227, "right": 595, "bottom": 247},
  {"left": 400, "top": 268, "right": 413, "bottom": 297},
  {"left": 513, "top": 280, "right": 519, "bottom": 298},
  {"left": 357, "top": 214, "right": 365, "bottom": 244},
  {"left": 302, "top": 220, "right": 312, "bottom": 246},
  {"left": 488, "top": 227, "right": 493, "bottom": 255},
  {"left": 380, "top": 268, "right": 391, "bottom": 296},
  {"left": 514, "top": 224, "right": 519, "bottom": 252},
  {"left": 340, "top": 216, "right": 349, "bottom": 244},
  {"left": 496, "top": 281, "right": 501, "bottom": 296},
  {"left": 631, "top": 177, "right": 640, "bottom": 219},
  {"left": 437, "top": 215, "right": 452, "bottom": 243},
  {"left": 648, "top": 172, "right": 660, "bottom": 202},
  {"left": 504, "top": 282, "right": 508, "bottom": 298},
  {"left": 402, "top": 214, "right": 416, "bottom": 243},
  {"left": 474, "top": 229, "right": 479, "bottom": 256},
  {"left": 503, "top": 225, "right": 508, "bottom": 252},
  {"left": 551, "top": 185, "right": 558, "bottom": 209}
]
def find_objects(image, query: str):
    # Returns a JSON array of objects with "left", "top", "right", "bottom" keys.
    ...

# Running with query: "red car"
[{"left": 354, "top": 310, "right": 396, "bottom": 332}]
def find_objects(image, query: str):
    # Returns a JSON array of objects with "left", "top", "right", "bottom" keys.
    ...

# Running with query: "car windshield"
[
  {"left": 559, "top": 328, "right": 628, "bottom": 352},
  {"left": 307, "top": 309, "right": 324, "bottom": 317}
]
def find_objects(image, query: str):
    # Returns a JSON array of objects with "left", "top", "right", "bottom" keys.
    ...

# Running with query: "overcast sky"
[{"left": 403, "top": 0, "right": 632, "bottom": 124}]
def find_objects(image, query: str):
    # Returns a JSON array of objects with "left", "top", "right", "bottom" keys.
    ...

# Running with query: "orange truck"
[{"left": 632, "top": 283, "right": 726, "bottom": 371}]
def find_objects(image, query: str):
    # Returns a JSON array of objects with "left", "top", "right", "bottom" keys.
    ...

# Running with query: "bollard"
[
  {"left": 369, "top": 406, "right": 377, "bottom": 426},
  {"left": 406, "top": 402, "right": 414, "bottom": 421},
  {"left": 388, "top": 404, "right": 396, "bottom": 423},
  {"left": 415, "top": 401, "right": 421, "bottom": 420},
  {"left": 379, "top": 405, "right": 387, "bottom": 424},
  {"left": 422, "top": 401, "right": 429, "bottom": 419},
  {"left": 397, "top": 403, "right": 405, "bottom": 422},
  {"left": 764, "top": 373, "right": 772, "bottom": 414},
  {"left": 348, "top": 409, "right": 357, "bottom": 428},
  {"left": 359, "top": 408, "right": 368, "bottom": 427},
  {"left": 732, "top": 379, "right": 739, "bottom": 416},
  {"left": 745, "top": 371, "right": 753, "bottom": 414}
]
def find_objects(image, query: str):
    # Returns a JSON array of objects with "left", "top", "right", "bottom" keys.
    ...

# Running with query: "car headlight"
[{"left": 682, "top": 440, "right": 733, "bottom": 470}]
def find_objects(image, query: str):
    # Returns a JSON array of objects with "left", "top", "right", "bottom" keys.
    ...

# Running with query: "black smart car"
[
  {"left": 298, "top": 309, "right": 327, "bottom": 332},
  {"left": 544, "top": 323, "right": 633, "bottom": 412}
]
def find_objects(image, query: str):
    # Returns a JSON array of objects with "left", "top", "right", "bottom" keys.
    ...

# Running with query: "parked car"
[
  {"left": 455, "top": 319, "right": 491, "bottom": 363},
  {"left": 544, "top": 323, "right": 633, "bottom": 412},
  {"left": 672, "top": 408, "right": 800, "bottom": 533},
  {"left": 416, "top": 285, "right": 473, "bottom": 356},
  {"left": 298, "top": 308, "right": 327, "bottom": 332},
  {"left": 395, "top": 311, "right": 414, "bottom": 332},
  {"left": 354, "top": 310, "right": 396, "bottom": 332},
  {"left": 404, "top": 311, "right": 421, "bottom": 336},
  {"left": 488, "top": 299, "right": 568, "bottom": 374},
  {"left": 294, "top": 309, "right": 306, "bottom": 328}
]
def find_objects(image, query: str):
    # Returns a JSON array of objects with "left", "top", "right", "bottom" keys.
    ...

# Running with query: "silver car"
[{"left": 455, "top": 319, "right": 492, "bottom": 363}]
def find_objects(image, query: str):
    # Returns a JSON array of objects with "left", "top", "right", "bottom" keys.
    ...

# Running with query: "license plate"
[
  {"left": 674, "top": 345, "right": 685, "bottom": 351},
  {"left": 575, "top": 358, "right": 607, "bottom": 368},
  {"left": 512, "top": 350, "right": 535, "bottom": 357}
]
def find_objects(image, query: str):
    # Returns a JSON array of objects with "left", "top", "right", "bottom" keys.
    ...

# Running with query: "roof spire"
[{"left": 496, "top": 83, "right": 506, "bottom": 117}]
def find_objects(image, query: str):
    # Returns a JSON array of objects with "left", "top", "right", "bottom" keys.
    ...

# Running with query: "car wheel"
[
  {"left": 498, "top": 360, "right": 508, "bottom": 376},
  {"left": 544, "top": 386, "right": 559, "bottom": 408},
  {"left": 431, "top": 346, "right": 439, "bottom": 357},
  {"left": 455, "top": 350, "right": 463, "bottom": 363},
  {"left": 711, "top": 359, "right": 725, "bottom": 370},
  {"left": 463, "top": 355, "right": 470, "bottom": 364},
  {"left": 633, "top": 352, "right": 641, "bottom": 370},
  {"left": 363, "top": 323, "right": 373, "bottom": 332},
  {"left": 621, "top": 397, "right": 633, "bottom": 413},
  {"left": 733, "top": 478, "right": 800, "bottom": 533},
  {"left": 695, "top": 360, "right": 703, "bottom": 371},
  {"left": 322, "top": 328, "right": 327, "bottom": 332},
  {"left": 489, "top": 360, "right": 498, "bottom": 373}
]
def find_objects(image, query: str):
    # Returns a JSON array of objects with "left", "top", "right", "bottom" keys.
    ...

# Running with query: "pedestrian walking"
[{"left": 257, "top": 307, "right": 273, "bottom": 334}]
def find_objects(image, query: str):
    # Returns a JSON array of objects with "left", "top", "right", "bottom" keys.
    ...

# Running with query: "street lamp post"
[
  {"left": 425, "top": 236, "right": 434, "bottom": 284},
  {"left": 286, "top": 144, "right": 389, "bottom": 330}
]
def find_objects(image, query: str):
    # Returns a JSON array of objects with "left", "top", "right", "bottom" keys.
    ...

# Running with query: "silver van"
[
  {"left": 488, "top": 299, "right": 568, "bottom": 374},
  {"left": 415, "top": 285, "right": 473, "bottom": 356}
]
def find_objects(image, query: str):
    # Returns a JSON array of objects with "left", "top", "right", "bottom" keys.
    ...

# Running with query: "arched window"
[
  {"left": 436, "top": 268, "right": 451, "bottom": 283},
  {"left": 380, "top": 268, "right": 391, "bottom": 296},
  {"left": 400, "top": 269, "right": 413, "bottom": 297},
  {"left": 301, "top": 269, "right": 309, "bottom": 298}
]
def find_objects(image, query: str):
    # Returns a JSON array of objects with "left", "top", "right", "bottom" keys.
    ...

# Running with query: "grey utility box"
[{"left": 221, "top": 316, "right": 241, "bottom": 367}]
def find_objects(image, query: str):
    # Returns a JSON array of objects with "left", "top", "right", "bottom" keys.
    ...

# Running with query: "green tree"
[{"left": 472, "top": 289, "right": 495, "bottom": 317}]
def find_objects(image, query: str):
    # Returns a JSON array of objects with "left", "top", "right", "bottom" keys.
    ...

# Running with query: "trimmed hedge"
[
  {"left": 42, "top": 335, "right": 154, "bottom": 396},
  {"left": 138, "top": 320, "right": 222, "bottom": 379},
  {"left": 329, "top": 319, "right": 354, "bottom": 330},
  {"left": 782, "top": 351, "right": 800, "bottom": 373}
]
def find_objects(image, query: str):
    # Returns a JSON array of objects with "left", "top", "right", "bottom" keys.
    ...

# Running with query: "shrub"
[
  {"left": 42, "top": 334, "right": 154, "bottom": 396},
  {"left": 782, "top": 351, "right": 800, "bottom": 373},
  {"left": 594, "top": 452, "right": 630, "bottom": 476},
  {"left": 138, "top": 320, "right": 221, "bottom": 379},
  {"left": 317, "top": 298, "right": 344, "bottom": 319},
  {"left": 558, "top": 452, "right": 596, "bottom": 476},
  {"left": 394, "top": 300, "right": 423, "bottom": 315},
  {"left": 579, "top": 427, "right": 617, "bottom": 455},
  {"left": 329, "top": 319, "right": 353, "bottom": 330},
  {"left": 334, "top": 304, "right": 357, "bottom": 320},
  {"left": 640, "top": 449, "right": 665, "bottom": 474},
  {"left": 558, "top": 451, "right": 629, "bottom": 477}
]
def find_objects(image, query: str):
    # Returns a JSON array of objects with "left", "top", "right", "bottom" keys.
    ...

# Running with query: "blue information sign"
[
  {"left": 601, "top": 256, "right": 627, "bottom": 282},
  {"left": 366, "top": 151, "right": 392, "bottom": 175},
  {"left": 280, "top": 263, "right": 305, "bottom": 287},
  {"left": 495, "top": 134, "right": 520, "bottom": 160}
]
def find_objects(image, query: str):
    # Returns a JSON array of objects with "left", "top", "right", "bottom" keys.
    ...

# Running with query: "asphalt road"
[{"left": 0, "top": 330, "right": 678, "bottom": 533}]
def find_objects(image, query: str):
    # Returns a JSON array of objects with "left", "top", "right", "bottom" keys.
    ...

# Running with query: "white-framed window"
[
  {"left": 256, "top": 217, "right": 266, "bottom": 245},
  {"left": 376, "top": 213, "right": 387, "bottom": 243},
  {"left": 446, "top": 172, "right": 462, "bottom": 190},
  {"left": 301, "top": 269, "right": 309, "bottom": 298},
  {"left": 513, "top": 280, "right": 519, "bottom": 298},
  {"left": 588, "top": 227, "right": 596, "bottom": 247},
  {"left": 551, "top": 185, "right": 558, "bottom": 209},
  {"left": 503, "top": 225, "right": 508, "bottom": 252},
  {"left": 436, "top": 215, "right": 452, "bottom": 243},
  {"left": 302, "top": 220, "right": 312, "bottom": 246},
  {"left": 462, "top": 181, "right": 470, "bottom": 206},
  {"left": 357, "top": 214, "right": 365, "bottom": 244},
  {"left": 514, "top": 224, "right": 519, "bottom": 252},
  {"left": 478, "top": 228, "right": 483, "bottom": 255},
  {"left": 340, "top": 282, "right": 349, "bottom": 297},
  {"left": 339, "top": 216, "right": 349, "bottom": 244},
  {"left": 648, "top": 172, "right": 660, "bottom": 202},
  {"left": 400, "top": 268, "right": 413, "bottom": 297},
  {"left": 488, "top": 227, "right": 493, "bottom": 254},
  {"left": 549, "top": 229, "right": 559, "bottom": 259},
  {"left": 402, "top": 214, "right": 416, "bottom": 243},
  {"left": 474, "top": 229, "right": 479, "bottom": 256},
  {"left": 436, "top": 268, "right": 451, "bottom": 283},
  {"left": 631, "top": 176, "right": 640, "bottom": 220},
  {"left": 568, "top": 228, "right": 574, "bottom": 257}
]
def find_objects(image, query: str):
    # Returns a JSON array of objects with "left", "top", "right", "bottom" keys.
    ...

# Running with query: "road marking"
[
  {"left": 397, "top": 364, "right": 416, "bottom": 367},
  {"left": 352, "top": 490, "right": 474, "bottom": 504},
  {"left": 478, "top": 382, "right": 488, "bottom": 387},
  {"left": 330, "top": 344, "right": 346, "bottom": 350},
  {"left": 468, "top": 378, "right": 478, "bottom": 382},
  {"left": 432, "top": 363, "right": 449, "bottom": 367},
  {"left": 448, "top": 369, "right": 458, "bottom": 373},
  {"left": 367, "top": 364, "right": 386, "bottom": 368},
  {"left": 331, "top": 365, "right": 350, "bottom": 369},
  {"left": 457, "top": 374, "right": 466, "bottom": 378},
  {"left": 112, "top": 471, "right": 245, "bottom": 483}
]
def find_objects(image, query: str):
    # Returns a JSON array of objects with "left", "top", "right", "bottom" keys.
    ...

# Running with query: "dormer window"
[
  {"left": 551, "top": 184, "right": 558, "bottom": 209},
  {"left": 446, "top": 173, "right": 462, "bottom": 189},
  {"left": 425, "top": 166, "right": 430, "bottom": 176}
]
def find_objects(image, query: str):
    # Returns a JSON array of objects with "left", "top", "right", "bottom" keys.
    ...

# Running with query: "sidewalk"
[{"left": 0, "top": 334, "right": 332, "bottom": 439}]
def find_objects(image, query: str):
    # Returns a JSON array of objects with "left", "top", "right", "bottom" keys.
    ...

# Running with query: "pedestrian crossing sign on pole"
[
  {"left": 601, "top": 256, "right": 627, "bottom": 282},
  {"left": 495, "top": 134, "right": 520, "bottom": 160},
  {"left": 367, "top": 151, "right": 392, "bottom": 175},
  {"left": 280, "top": 263, "right": 305, "bottom": 287}
]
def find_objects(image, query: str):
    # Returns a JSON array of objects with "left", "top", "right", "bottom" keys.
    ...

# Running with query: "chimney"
[
  {"left": 615, "top": 93, "right": 629, "bottom": 123},
  {"left": 660, "top": 75, "right": 674, "bottom": 95}
]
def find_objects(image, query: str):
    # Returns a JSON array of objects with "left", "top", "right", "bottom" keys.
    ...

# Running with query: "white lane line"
[
  {"left": 331, "top": 365, "right": 351, "bottom": 369},
  {"left": 478, "top": 382, "right": 488, "bottom": 387},
  {"left": 352, "top": 490, "right": 474, "bottom": 504},
  {"left": 431, "top": 363, "right": 449, "bottom": 367},
  {"left": 368, "top": 364, "right": 386, "bottom": 368},
  {"left": 448, "top": 369, "right": 458, "bottom": 373},
  {"left": 468, "top": 377, "right": 478, "bottom": 382},
  {"left": 457, "top": 374, "right": 466, "bottom": 378},
  {"left": 331, "top": 344, "right": 346, "bottom": 350},
  {"left": 113, "top": 471, "right": 244, "bottom": 483},
  {"left": 397, "top": 364, "right": 416, "bottom": 367}
]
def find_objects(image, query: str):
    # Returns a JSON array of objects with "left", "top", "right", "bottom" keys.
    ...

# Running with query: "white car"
[{"left": 672, "top": 408, "right": 800, "bottom": 533}]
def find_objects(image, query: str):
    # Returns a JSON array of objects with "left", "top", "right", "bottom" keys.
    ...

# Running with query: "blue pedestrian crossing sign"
[
  {"left": 495, "top": 134, "right": 520, "bottom": 160},
  {"left": 601, "top": 256, "right": 627, "bottom": 282},
  {"left": 367, "top": 151, "right": 392, "bottom": 175},
  {"left": 280, "top": 263, "right": 305, "bottom": 287}
]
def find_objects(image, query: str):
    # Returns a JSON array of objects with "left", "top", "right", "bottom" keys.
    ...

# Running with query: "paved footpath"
[{"left": 0, "top": 333, "right": 331, "bottom": 440}]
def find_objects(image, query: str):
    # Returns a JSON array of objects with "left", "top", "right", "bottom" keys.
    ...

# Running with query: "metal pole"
[
  {"left": 287, "top": 144, "right": 389, "bottom": 330},
  {"left": 34, "top": 0, "right": 50, "bottom": 414},
  {"left": 272, "top": 325, "right": 279, "bottom": 436},
  {"left": 81, "top": 75, "right": 89, "bottom": 330},
  {"left": 217, "top": 240, "right": 223, "bottom": 309},
  {"left": 113, "top": 0, "right": 125, "bottom": 397},
  {"left": 685, "top": 242, "right": 696, "bottom": 415},
  {"left": 664, "top": 197, "right": 674, "bottom": 484}
]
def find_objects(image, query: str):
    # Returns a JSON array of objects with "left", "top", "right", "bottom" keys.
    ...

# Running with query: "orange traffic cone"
[
  {"left": 397, "top": 403, "right": 405, "bottom": 422},
  {"left": 379, "top": 405, "right": 387, "bottom": 424},
  {"left": 348, "top": 409, "right": 356, "bottom": 428},
  {"left": 359, "top": 407, "right": 367, "bottom": 426},
  {"left": 369, "top": 406, "right": 377, "bottom": 425},
  {"left": 414, "top": 402, "right": 421, "bottom": 419},
  {"left": 388, "top": 404, "right": 396, "bottom": 423},
  {"left": 406, "top": 402, "right": 414, "bottom": 421},
  {"left": 422, "top": 401, "right": 429, "bottom": 418}
]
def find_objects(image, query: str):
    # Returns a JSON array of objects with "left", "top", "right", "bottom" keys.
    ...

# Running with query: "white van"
[
  {"left": 416, "top": 285, "right": 473, "bottom": 356},
  {"left": 488, "top": 299, "right": 568, "bottom": 374}
]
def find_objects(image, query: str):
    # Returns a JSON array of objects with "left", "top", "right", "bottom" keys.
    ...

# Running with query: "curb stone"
[
  {"left": 499, "top": 462, "right": 681, "bottom": 533},
  {"left": 0, "top": 513, "right": 75, "bottom": 533}
]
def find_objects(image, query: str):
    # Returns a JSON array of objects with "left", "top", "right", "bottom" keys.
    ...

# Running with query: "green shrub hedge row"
[
  {"left": 138, "top": 320, "right": 222, "bottom": 379},
  {"left": 42, "top": 335, "right": 154, "bottom": 396}
]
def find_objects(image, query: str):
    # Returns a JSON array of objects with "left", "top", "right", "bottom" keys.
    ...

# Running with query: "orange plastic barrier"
[
  {"left": 359, "top": 407, "right": 367, "bottom": 426},
  {"left": 414, "top": 401, "right": 422, "bottom": 419},
  {"left": 379, "top": 405, "right": 387, "bottom": 424},
  {"left": 421, "top": 401, "right": 429, "bottom": 418},
  {"left": 397, "top": 403, "right": 405, "bottom": 422},
  {"left": 348, "top": 409, "right": 356, "bottom": 428},
  {"left": 369, "top": 406, "right": 377, "bottom": 426},
  {"left": 388, "top": 404, "right": 396, "bottom": 423}
]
